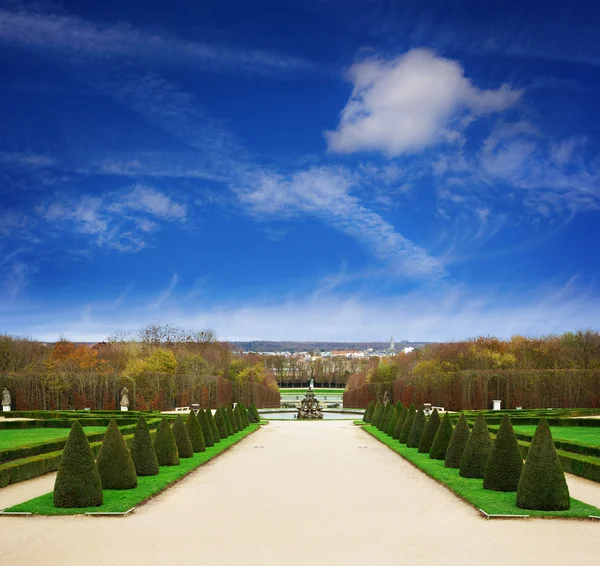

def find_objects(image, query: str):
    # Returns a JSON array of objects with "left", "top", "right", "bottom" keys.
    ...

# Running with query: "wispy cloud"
[
  {"left": 238, "top": 165, "right": 444, "bottom": 278},
  {"left": 326, "top": 49, "right": 520, "bottom": 156},
  {"left": 150, "top": 273, "right": 179, "bottom": 310},
  {"left": 0, "top": 9, "right": 312, "bottom": 75},
  {"left": 0, "top": 151, "right": 56, "bottom": 168}
]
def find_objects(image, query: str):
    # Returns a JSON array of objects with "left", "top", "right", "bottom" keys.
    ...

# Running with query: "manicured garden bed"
[
  {"left": 0, "top": 427, "right": 108, "bottom": 450},
  {"left": 513, "top": 425, "right": 600, "bottom": 447},
  {"left": 362, "top": 425, "right": 600, "bottom": 519},
  {"left": 4, "top": 423, "right": 259, "bottom": 515}
]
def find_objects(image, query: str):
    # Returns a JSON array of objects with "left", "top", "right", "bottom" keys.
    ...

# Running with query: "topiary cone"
[
  {"left": 252, "top": 404, "right": 261, "bottom": 423},
  {"left": 215, "top": 407, "right": 229, "bottom": 439},
  {"left": 517, "top": 418, "right": 570, "bottom": 510},
  {"left": 392, "top": 407, "right": 408, "bottom": 440},
  {"left": 484, "top": 414, "right": 523, "bottom": 492},
  {"left": 197, "top": 409, "right": 214, "bottom": 447},
  {"left": 407, "top": 408, "right": 427, "bottom": 448},
  {"left": 207, "top": 408, "right": 221, "bottom": 442},
  {"left": 227, "top": 405, "right": 239, "bottom": 433},
  {"left": 387, "top": 406, "right": 400, "bottom": 436},
  {"left": 363, "top": 400, "right": 375, "bottom": 423},
  {"left": 234, "top": 405, "right": 244, "bottom": 430},
  {"left": 444, "top": 413, "right": 470, "bottom": 468},
  {"left": 130, "top": 417, "right": 159, "bottom": 476},
  {"left": 96, "top": 419, "right": 138, "bottom": 489},
  {"left": 419, "top": 408, "right": 440, "bottom": 453},
  {"left": 379, "top": 403, "right": 393, "bottom": 432},
  {"left": 53, "top": 421, "right": 103, "bottom": 508},
  {"left": 186, "top": 411, "right": 206, "bottom": 453},
  {"left": 398, "top": 404, "right": 416, "bottom": 443},
  {"left": 154, "top": 417, "right": 180, "bottom": 466},
  {"left": 430, "top": 412, "right": 453, "bottom": 460},
  {"left": 223, "top": 406, "right": 235, "bottom": 435},
  {"left": 173, "top": 414, "right": 194, "bottom": 458},
  {"left": 460, "top": 414, "right": 492, "bottom": 478},
  {"left": 371, "top": 401, "right": 384, "bottom": 428}
]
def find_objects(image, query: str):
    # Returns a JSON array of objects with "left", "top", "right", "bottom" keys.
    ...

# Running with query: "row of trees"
[
  {"left": 0, "top": 326, "right": 279, "bottom": 411},
  {"left": 364, "top": 401, "right": 570, "bottom": 511},
  {"left": 346, "top": 332, "right": 600, "bottom": 409}
]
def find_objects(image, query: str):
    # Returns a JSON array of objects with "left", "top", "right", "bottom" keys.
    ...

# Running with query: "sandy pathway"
[{"left": 0, "top": 421, "right": 598, "bottom": 566}]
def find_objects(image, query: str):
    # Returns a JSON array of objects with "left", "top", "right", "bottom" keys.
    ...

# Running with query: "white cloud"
[
  {"left": 0, "top": 151, "right": 56, "bottom": 168},
  {"left": 150, "top": 273, "right": 180, "bottom": 310},
  {"left": 238, "top": 165, "right": 444, "bottom": 278},
  {"left": 326, "top": 49, "right": 521, "bottom": 156},
  {"left": 117, "top": 185, "right": 186, "bottom": 220}
]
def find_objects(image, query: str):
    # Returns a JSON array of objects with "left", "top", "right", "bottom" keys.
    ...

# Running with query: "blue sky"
[{"left": 1, "top": 0, "right": 600, "bottom": 342}]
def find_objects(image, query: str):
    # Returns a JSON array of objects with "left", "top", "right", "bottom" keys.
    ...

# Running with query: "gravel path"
[{"left": 0, "top": 421, "right": 598, "bottom": 565}]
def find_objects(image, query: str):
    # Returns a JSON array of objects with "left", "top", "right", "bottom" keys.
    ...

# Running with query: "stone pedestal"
[
  {"left": 2, "top": 405, "right": 11, "bottom": 412},
  {"left": 492, "top": 399, "right": 502, "bottom": 410},
  {"left": 120, "top": 406, "right": 128, "bottom": 411}
]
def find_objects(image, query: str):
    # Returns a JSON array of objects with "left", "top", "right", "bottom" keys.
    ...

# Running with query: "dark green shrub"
[
  {"left": 379, "top": 403, "right": 393, "bottom": 432},
  {"left": 387, "top": 406, "right": 400, "bottom": 436},
  {"left": 363, "top": 400, "right": 375, "bottom": 423},
  {"left": 430, "top": 412, "right": 453, "bottom": 460},
  {"left": 250, "top": 404, "right": 261, "bottom": 423},
  {"left": 517, "top": 418, "right": 570, "bottom": 510},
  {"left": 398, "top": 404, "right": 416, "bottom": 443},
  {"left": 185, "top": 411, "right": 206, "bottom": 453},
  {"left": 130, "top": 417, "right": 159, "bottom": 476},
  {"left": 371, "top": 401, "right": 384, "bottom": 428},
  {"left": 53, "top": 421, "right": 103, "bottom": 508},
  {"left": 238, "top": 404, "right": 249, "bottom": 428},
  {"left": 96, "top": 420, "right": 137, "bottom": 489},
  {"left": 224, "top": 407, "right": 236, "bottom": 435},
  {"left": 444, "top": 413, "right": 470, "bottom": 468},
  {"left": 197, "top": 410, "right": 214, "bottom": 447},
  {"left": 153, "top": 417, "right": 180, "bottom": 466},
  {"left": 207, "top": 409, "right": 221, "bottom": 442},
  {"left": 215, "top": 408, "right": 229, "bottom": 439},
  {"left": 393, "top": 407, "right": 408, "bottom": 440},
  {"left": 460, "top": 414, "right": 492, "bottom": 478},
  {"left": 407, "top": 408, "right": 426, "bottom": 448},
  {"left": 173, "top": 414, "right": 194, "bottom": 458},
  {"left": 418, "top": 409, "right": 440, "bottom": 453},
  {"left": 484, "top": 414, "right": 523, "bottom": 491},
  {"left": 233, "top": 405, "right": 243, "bottom": 431}
]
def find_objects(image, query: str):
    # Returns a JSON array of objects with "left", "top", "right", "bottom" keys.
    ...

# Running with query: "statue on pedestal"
[
  {"left": 120, "top": 387, "right": 130, "bottom": 411},
  {"left": 2, "top": 388, "right": 11, "bottom": 411},
  {"left": 382, "top": 391, "right": 390, "bottom": 406}
]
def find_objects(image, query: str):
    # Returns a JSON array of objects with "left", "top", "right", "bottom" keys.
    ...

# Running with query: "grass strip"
[
  {"left": 5, "top": 424, "right": 259, "bottom": 516},
  {"left": 362, "top": 425, "right": 600, "bottom": 519}
]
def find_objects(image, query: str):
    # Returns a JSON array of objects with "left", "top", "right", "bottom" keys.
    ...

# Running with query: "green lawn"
[
  {"left": 280, "top": 388, "right": 345, "bottom": 396},
  {"left": 362, "top": 425, "right": 600, "bottom": 519},
  {"left": 0, "top": 427, "right": 108, "bottom": 450},
  {"left": 6, "top": 424, "right": 259, "bottom": 515},
  {"left": 514, "top": 426, "right": 600, "bottom": 447}
]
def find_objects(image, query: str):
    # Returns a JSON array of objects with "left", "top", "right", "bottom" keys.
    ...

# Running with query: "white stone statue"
[
  {"left": 120, "top": 387, "right": 129, "bottom": 411},
  {"left": 2, "top": 388, "right": 11, "bottom": 411}
]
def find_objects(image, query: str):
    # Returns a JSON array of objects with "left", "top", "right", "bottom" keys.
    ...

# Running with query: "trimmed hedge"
[
  {"left": 224, "top": 407, "right": 235, "bottom": 436},
  {"left": 418, "top": 408, "right": 440, "bottom": 453},
  {"left": 153, "top": 418, "right": 180, "bottom": 466},
  {"left": 196, "top": 409, "right": 214, "bottom": 448},
  {"left": 226, "top": 406, "right": 238, "bottom": 434},
  {"left": 215, "top": 408, "right": 228, "bottom": 439},
  {"left": 130, "top": 417, "right": 159, "bottom": 476},
  {"left": 207, "top": 409, "right": 221, "bottom": 442},
  {"left": 233, "top": 405, "right": 244, "bottom": 431},
  {"left": 363, "top": 400, "right": 375, "bottom": 423},
  {"left": 430, "top": 412, "right": 453, "bottom": 460},
  {"left": 445, "top": 413, "right": 470, "bottom": 468},
  {"left": 484, "top": 414, "right": 523, "bottom": 492},
  {"left": 399, "top": 404, "right": 417, "bottom": 444},
  {"left": 96, "top": 420, "right": 137, "bottom": 489},
  {"left": 392, "top": 407, "right": 408, "bottom": 440},
  {"left": 517, "top": 418, "right": 570, "bottom": 511},
  {"left": 387, "top": 406, "right": 400, "bottom": 436},
  {"left": 53, "top": 421, "right": 103, "bottom": 508},
  {"left": 371, "top": 401, "right": 384, "bottom": 428},
  {"left": 173, "top": 415, "right": 194, "bottom": 458},
  {"left": 185, "top": 411, "right": 206, "bottom": 453},
  {"left": 379, "top": 403, "right": 393, "bottom": 432},
  {"left": 459, "top": 414, "right": 492, "bottom": 479},
  {"left": 407, "top": 408, "right": 427, "bottom": 448}
]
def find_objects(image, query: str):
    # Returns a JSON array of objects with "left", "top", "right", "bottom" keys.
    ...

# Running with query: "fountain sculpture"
[{"left": 297, "top": 389, "right": 323, "bottom": 419}]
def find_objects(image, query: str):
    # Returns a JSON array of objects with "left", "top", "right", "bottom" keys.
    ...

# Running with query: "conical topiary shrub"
[
  {"left": 484, "top": 414, "right": 523, "bottom": 492},
  {"left": 398, "top": 404, "right": 416, "bottom": 443},
  {"left": 371, "top": 401, "right": 384, "bottom": 428},
  {"left": 207, "top": 408, "right": 221, "bottom": 442},
  {"left": 444, "top": 413, "right": 470, "bottom": 468},
  {"left": 154, "top": 417, "right": 180, "bottom": 466},
  {"left": 460, "top": 414, "right": 492, "bottom": 478},
  {"left": 407, "top": 408, "right": 427, "bottom": 448},
  {"left": 418, "top": 408, "right": 440, "bottom": 453},
  {"left": 252, "top": 404, "right": 261, "bottom": 423},
  {"left": 363, "top": 400, "right": 375, "bottom": 423},
  {"left": 393, "top": 407, "right": 408, "bottom": 440},
  {"left": 224, "top": 406, "right": 236, "bottom": 435},
  {"left": 232, "top": 405, "right": 243, "bottom": 432},
  {"left": 53, "top": 421, "right": 103, "bottom": 508},
  {"left": 197, "top": 409, "right": 214, "bottom": 448},
  {"left": 379, "top": 403, "right": 393, "bottom": 432},
  {"left": 215, "top": 407, "right": 229, "bottom": 439},
  {"left": 517, "top": 418, "right": 570, "bottom": 510},
  {"left": 173, "top": 414, "right": 193, "bottom": 458},
  {"left": 387, "top": 405, "right": 400, "bottom": 436},
  {"left": 186, "top": 411, "right": 206, "bottom": 453},
  {"left": 96, "top": 419, "right": 137, "bottom": 489},
  {"left": 130, "top": 417, "right": 159, "bottom": 476},
  {"left": 430, "top": 412, "right": 453, "bottom": 460},
  {"left": 239, "top": 404, "right": 249, "bottom": 428}
]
